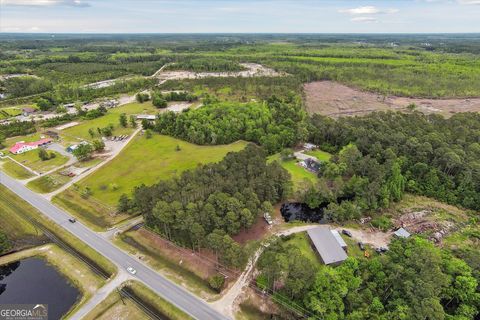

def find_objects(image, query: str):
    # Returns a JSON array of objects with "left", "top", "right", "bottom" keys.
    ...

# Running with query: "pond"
[
  {"left": 280, "top": 202, "right": 327, "bottom": 223},
  {"left": 0, "top": 257, "right": 80, "bottom": 319}
]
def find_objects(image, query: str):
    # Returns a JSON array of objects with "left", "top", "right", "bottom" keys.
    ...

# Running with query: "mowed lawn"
[
  {"left": 268, "top": 154, "right": 317, "bottom": 190},
  {"left": 60, "top": 102, "right": 158, "bottom": 142},
  {"left": 11, "top": 150, "right": 69, "bottom": 173},
  {"left": 77, "top": 134, "right": 248, "bottom": 205},
  {"left": 305, "top": 149, "right": 332, "bottom": 162},
  {"left": 1, "top": 158, "right": 35, "bottom": 179}
]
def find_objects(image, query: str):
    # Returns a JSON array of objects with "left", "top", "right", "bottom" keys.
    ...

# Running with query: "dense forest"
[
  {"left": 306, "top": 112, "right": 480, "bottom": 213},
  {"left": 125, "top": 144, "right": 291, "bottom": 267},
  {"left": 258, "top": 235, "right": 479, "bottom": 319},
  {"left": 150, "top": 95, "right": 307, "bottom": 153}
]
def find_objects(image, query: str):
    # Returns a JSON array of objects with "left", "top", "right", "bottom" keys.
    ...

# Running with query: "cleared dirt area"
[
  {"left": 156, "top": 63, "right": 283, "bottom": 84},
  {"left": 304, "top": 81, "right": 480, "bottom": 118}
]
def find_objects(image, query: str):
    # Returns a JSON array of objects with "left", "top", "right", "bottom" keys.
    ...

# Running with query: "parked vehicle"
[
  {"left": 342, "top": 229, "right": 352, "bottom": 237},
  {"left": 358, "top": 242, "right": 365, "bottom": 250}
]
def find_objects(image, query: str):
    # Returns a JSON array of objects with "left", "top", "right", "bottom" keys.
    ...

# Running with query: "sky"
[{"left": 0, "top": 0, "right": 479, "bottom": 33}]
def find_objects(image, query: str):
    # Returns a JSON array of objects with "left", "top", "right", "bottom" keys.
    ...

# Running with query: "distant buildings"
[
  {"left": 136, "top": 114, "right": 156, "bottom": 121},
  {"left": 9, "top": 138, "right": 52, "bottom": 154},
  {"left": 303, "top": 143, "right": 317, "bottom": 151},
  {"left": 307, "top": 226, "right": 348, "bottom": 265},
  {"left": 66, "top": 141, "right": 89, "bottom": 153},
  {"left": 22, "top": 107, "right": 36, "bottom": 116}
]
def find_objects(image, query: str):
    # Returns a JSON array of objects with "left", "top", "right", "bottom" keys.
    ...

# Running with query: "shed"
[
  {"left": 394, "top": 227, "right": 411, "bottom": 239},
  {"left": 307, "top": 226, "right": 348, "bottom": 265}
]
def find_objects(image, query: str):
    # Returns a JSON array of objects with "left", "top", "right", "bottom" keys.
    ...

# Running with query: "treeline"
[
  {"left": 258, "top": 235, "right": 479, "bottom": 319},
  {"left": 123, "top": 145, "right": 291, "bottom": 267},
  {"left": 150, "top": 96, "right": 306, "bottom": 154},
  {"left": 307, "top": 111, "right": 480, "bottom": 212},
  {"left": 166, "top": 58, "right": 245, "bottom": 72},
  {"left": 0, "top": 121, "right": 36, "bottom": 138},
  {"left": 1, "top": 76, "right": 53, "bottom": 98},
  {"left": 158, "top": 76, "right": 303, "bottom": 101}
]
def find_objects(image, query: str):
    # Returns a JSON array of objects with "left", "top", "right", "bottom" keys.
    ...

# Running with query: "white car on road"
[{"left": 127, "top": 267, "right": 137, "bottom": 275}]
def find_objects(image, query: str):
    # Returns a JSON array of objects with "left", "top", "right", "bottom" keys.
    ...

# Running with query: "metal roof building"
[
  {"left": 394, "top": 227, "right": 411, "bottom": 238},
  {"left": 331, "top": 229, "right": 348, "bottom": 249},
  {"left": 307, "top": 226, "right": 348, "bottom": 265}
]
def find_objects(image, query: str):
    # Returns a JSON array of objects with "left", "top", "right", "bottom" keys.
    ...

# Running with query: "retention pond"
[{"left": 0, "top": 257, "right": 79, "bottom": 319}]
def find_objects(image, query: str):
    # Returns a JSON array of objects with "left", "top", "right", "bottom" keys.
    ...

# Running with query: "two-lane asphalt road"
[{"left": 0, "top": 171, "right": 228, "bottom": 320}]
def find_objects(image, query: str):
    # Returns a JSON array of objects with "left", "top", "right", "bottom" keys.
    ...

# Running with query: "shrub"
[
  {"left": 208, "top": 274, "right": 225, "bottom": 292},
  {"left": 371, "top": 216, "right": 393, "bottom": 231}
]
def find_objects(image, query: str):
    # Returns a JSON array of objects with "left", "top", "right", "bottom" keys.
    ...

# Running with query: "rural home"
[
  {"left": 22, "top": 107, "right": 36, "bottom": 116},
  {"left": 307, "top": 226, "right": 348, "bottom": 265},
  {"left": 9, "top": 138, "right": 52, "bottom": 154},
  {"left": 299, "top": 158, "right": 321, "bottom": 173},
  {"left": 303, "top": 143, "right": 317, "bottom": 151},
  {"left": 66, "top": 141, "right": 89, "bottom": 153}
]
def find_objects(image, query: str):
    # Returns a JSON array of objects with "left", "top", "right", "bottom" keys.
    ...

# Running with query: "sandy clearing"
[
  {"left": 304, "top": 81, "right": 480, "bottom": 118},
  {"left": 55, "top": 121, "right": 79, "bottom": 131},
  {"left": 156, "top": 63, "right": 284, "bottom": 84}
]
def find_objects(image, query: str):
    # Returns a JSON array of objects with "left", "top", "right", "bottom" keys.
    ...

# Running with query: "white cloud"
[
  {"left": 0, "top": 0, "right": 90, "bottom": 7},
  {"left": 351, "top": 16, "right": 378, "bottom": 22},
  {"left": 339, "top": 6, "right": 398, "bottom": 15},
  {"left": 457, "top": 0, "right": 480, "bottom": 4}
]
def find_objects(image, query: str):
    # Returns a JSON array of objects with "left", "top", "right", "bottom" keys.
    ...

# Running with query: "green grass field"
[
  {"left": 53, "top": 135, "right": 247, "bottom": 229},
  {"left": 268, "top": 154, "right": 317, "bottom": 191},
  {"left": 76, "top": 134, "right": 248, "bottom": 205},
  {"left": 11, "top": 150, "right": 69, "bottom": 173},
  {"left": 60, "top": 102, "right": 157, "bottom": 142},
  {"left": 284, "top": 232, "right": 320, "bottom": 264},
  {"left": 27, "top": 171, "right": 72, "bottom": 193},
  {"left": 0, "top": 185, "right": 42, "bottom": 242},
  {"left": 305, "top": 149, "right": 332, "bottom": 162},
  {"left": 0, "top": 107, "right": 22, "bottom": 120},
  {"left": 0, "top": 158, "right": 35, "bottom": 179}
]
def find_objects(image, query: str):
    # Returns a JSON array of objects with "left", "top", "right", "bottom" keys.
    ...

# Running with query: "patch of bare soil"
[
  {"left": 304, "top": 81, "right": 480, "bottom": 118},
  {"left": 156, "top": 63, "right": 284, "bottom": 84},
  {"left": 394, "top": 209, "right": 460, "bottom": 243}
]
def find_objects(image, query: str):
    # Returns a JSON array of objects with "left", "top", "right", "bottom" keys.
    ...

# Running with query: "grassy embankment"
[
  {"left": 113, "top": 229, "right": 218, "bottom": 300},
  {"left": 84, "top": 281, "right": 192, "bottom": 320},
  {"left": 0, "top": 158, "right": 35, "bottom": 179},
  {"left": 0, "top": 185, "right": 116, "bottom": 277},
  {"left": 53, "top": 134, "right": 248, "bottom": 230}
]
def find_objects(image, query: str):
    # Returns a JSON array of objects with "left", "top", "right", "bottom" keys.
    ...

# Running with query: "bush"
[
  {"left": 208, "top": 274, "right": 225, "bottom": 292},
  {"left": 371, "top": 216, "right": 393, "bottom": 231},
  {"left": 136, "top": 92, "right": 150, "bottom": 103}
]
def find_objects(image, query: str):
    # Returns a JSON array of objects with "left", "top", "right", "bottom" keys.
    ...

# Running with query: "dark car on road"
[{"left": 68, "top": 218, "right": 76, "bottom": 223}]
